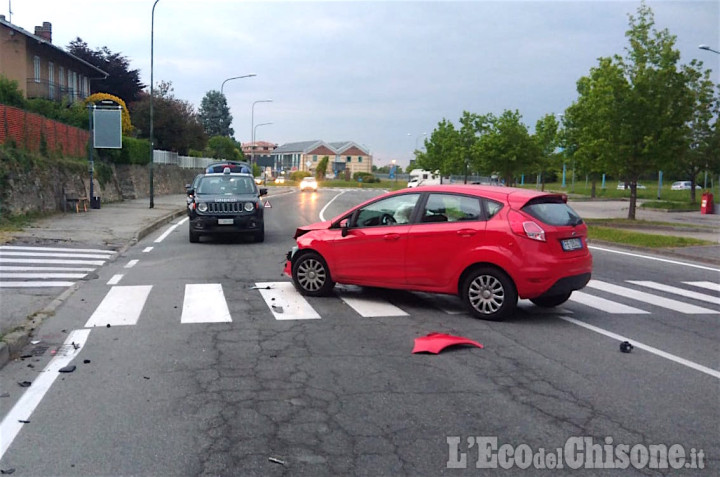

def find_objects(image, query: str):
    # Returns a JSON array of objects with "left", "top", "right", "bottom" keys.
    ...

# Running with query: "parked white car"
[{"left": 671, "top": 181, "right": 701, "bottom": 190}]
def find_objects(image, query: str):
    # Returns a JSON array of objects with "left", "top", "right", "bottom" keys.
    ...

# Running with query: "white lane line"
[
  {"left": 124, "top": 259, "right": 139, "bottom": 269},
  {"left": 319, "top": 191, "right": 347, "bottom": 221},
  {"left": 0, "top": 266, "right": 96, "bottom": 272},
  {"left": 0, "top": 272, "right": 87, "bottom": 279},
  {"left": 0, "top": 258, "right": 106, "bottom": 266},
  {"left": 143, "top": 247, "right": 154, "bottom": 253},
  {"left": 587, "top": 280, "right": 718, "bottom": 314},
  {"left": 155, "top": 217, "right": 188, "bottom": 243},
  {"left": 560, "top": 316, "right": 720, "bottom": 379},
  {"left": 0, "top": 281, "right": 75, "bottom": 287},
  {"left": 0, "top": 329, "right": 91, "bottom": 459},
  {"left": 107, "top": 274, "right": 124, "bottom": 285},
  {"left": 684, "top": 281, "right": 720, "bottom": 293},
  {"left": 569, "top": 290, "right": 649, "bottom": 314},
  {"left": 255, "top": 281, "right": 320, "bottom": 320},
  {"left": 628, "top": 281, "right": 720, "bottom": 306},
  {"left": 84, "top": 286, "right": 152, "bottom": 327},
  {"left": 588, "top": 246, "right": 720, "bottom": 272},
  {"left": 181, "top": 284, "right": 232, "bottom": 323},
  {"left": 0, "top": 245, "right": 114, "bottom": 254},
  {"left": 338, "top": 295, "right": 408, "bottom": 317},
  {"left": 0, "top": 251, "right": 111, "bottom": 259}
]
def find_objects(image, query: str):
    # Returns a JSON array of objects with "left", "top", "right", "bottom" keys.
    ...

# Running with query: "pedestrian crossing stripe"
[
  {"left": 255, "top": 281, "right": 320, "bottom": 320},
  {"left": 181, "top": 284, "right": 232, "bottom": 323},
  {"left": 587, "top": 280, "right": 718, "bottom": 314},
  {"left": 84, "top": 285, "right": 153, "bottom": 327}
]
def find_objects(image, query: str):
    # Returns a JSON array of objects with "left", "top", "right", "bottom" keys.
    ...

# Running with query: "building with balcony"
[
  {"left": 0, "top": 17, "right": 107, "bottom": 102},
  {"left": 270, "top": 140, "right": 372, "bottom": 177}
]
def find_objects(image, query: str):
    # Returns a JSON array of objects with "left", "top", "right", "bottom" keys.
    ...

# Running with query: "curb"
[{"left": 0, "top": 206, "right": 187, "bottom": 371}]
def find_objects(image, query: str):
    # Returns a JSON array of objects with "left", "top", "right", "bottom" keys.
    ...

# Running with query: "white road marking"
[
  {"left": 143, "top": 247, "right": 154, "bottom": 253},
  {"left": 181, "top": 284, "right": 232, "bottom": 323},
  {"left": 560, "top": 316, "right": 720, "bottom": 379},
  {"left": 319, "top": 191, "right": 347, "bottom": 221},
  {"left": 684, "top": 281, "right": 720, "bottom": 293},
  {"left": 84, "top": 286, "right": 152, "bottom": 327},
  {"left": 255, "top": 281, "right": 320, "bottom": 320},
  {"left": 628, "top": 281, "right": 720, "bottom": 306},
  {"left": 0, "top": 258, "right": 106, "bottom": 266},
  {"left": 338, "top": 295, "right": 409, "bottom": 317},
  {"left": 154, "top": 218, "right": 188, "bottom": 243},
  {"left": 588, "top": 245, "right": 720, "bottom": 272},
  {"left": 0, "top": 266, "right": 95, "bottom": 272},
  {"left": 0, "top": 281, "right": 75, "bottom": 287},
  {"left": 107, "top": 274, "right": 124, "bottom": 285},
  {"left": 0, "top": 245, "right": 114, "bottom": 255},
  {"left": 0, "top": 251, "right": 111, "bottom": 259},
  {"left": 0, "top": 272, "right": 87, "bottom": 279},
  {"left": 587, "top": 280, "right": 718, "bottom": 314},
  {"left": 0, "top": 329, "right": 91, "bottom": 459},
  {"left": 569, "top": 291, "right": 649, "bottom": 314},
  {"left": 124, "top": 259, "right": 139, "bottom": 269}
]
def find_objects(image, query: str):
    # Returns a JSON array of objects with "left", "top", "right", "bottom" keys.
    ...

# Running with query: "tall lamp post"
[
  {"left": 253, "top": 122, "right": 273, "bottom": 176},
  {"left": 699, "top": 44, "right": 720, "bottom": 54},
  {"left": 221, "top": 74, "right": 256, "bottom": 95},
  {"left": 250, "top": 99, "right": 272, "bottom": 167},
  {"left": 149, "top": 0, "right": 160, "bottom": 209}
]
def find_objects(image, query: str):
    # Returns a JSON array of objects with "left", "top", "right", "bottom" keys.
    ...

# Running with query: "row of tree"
[
  {"left": 415, "top": 3, "right": 719, "bottom": 219},
  {"left": 67, "top": 39, "right": 241, "bottom": 160}
]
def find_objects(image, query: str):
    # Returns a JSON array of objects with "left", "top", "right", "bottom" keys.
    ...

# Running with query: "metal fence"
[{"left": 152, "top": 150, "right": 216, "bottom": 169}]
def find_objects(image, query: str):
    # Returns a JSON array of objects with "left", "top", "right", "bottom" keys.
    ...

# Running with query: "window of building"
[
  {"left": 58, "top": 66, "right": 65, "bottom": 87},
  {"left": 358, "top": 157, "right": 363, "bottom": 163},
  {"left": 346, "top": 156, "right": 351, "bottom": 162},
  {"left": 48, "top": 62, "right": 55, "bottom": 99},
  {"left": 33, "top": 56, "right": 41, "bottom": 82},
  {"left": 313, "top": 155, "right": 317, "bottom": 162}
]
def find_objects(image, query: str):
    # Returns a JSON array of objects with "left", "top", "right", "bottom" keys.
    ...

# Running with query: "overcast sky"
[{"left": 11, "top": 0, "right": 720, "bottom": 167}]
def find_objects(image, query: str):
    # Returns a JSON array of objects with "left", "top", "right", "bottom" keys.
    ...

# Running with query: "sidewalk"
[{"left": 0, "top": 192, "right": 718, "bottom": 369}]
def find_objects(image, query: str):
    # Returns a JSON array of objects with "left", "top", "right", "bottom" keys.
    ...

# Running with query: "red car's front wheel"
[{"left": 292, "top": 252, "right": 335, "bottom": 296}]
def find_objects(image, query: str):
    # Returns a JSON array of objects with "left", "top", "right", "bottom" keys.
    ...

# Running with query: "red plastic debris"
[{"left": 412, "top": 332, "right": 484, "bottom": 354}]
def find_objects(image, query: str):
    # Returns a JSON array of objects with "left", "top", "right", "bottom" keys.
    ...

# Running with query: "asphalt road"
[{"left": 0, "top": 189, "right": 717, "bottom": 476}]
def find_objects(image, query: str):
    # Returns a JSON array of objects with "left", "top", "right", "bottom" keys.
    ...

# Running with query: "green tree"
[
  {"left": 316, "top": 156, "right": 329, "bottom": 180},
  {"left": 418, "top": 119, "right": 460, "bottom": 176},
  {"left": 67, "top": 38, "right": 145, "bottom": 103},
  {"left": 532, "top": 114, "right": 560, "bottom": 191},
  {"left": 570, "top": 2, "right": 694, "bottom": 218},
  {"left": 206, "top": 135, "right": 243, "bottom": 160},
  {"left": 198, "top": 90, "right": 234, "bottom": 137},
  {"left": 130, "top": 81, "right": 207, "bottom": 155},
  {"left": 476, "top": 110, "right": 538, "bottom": 186},
  {"left": 0, "top": 76, "right": 26, "bottom": 107}
]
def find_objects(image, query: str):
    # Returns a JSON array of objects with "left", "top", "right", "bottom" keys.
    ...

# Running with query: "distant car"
[
  {"left": 671, "top": 181, "right": 701, "bottom": 190},
  {"left": 274, "top": 176, "right": 286, "bottom": 185},
  {"left": 284, "top": 184, "right": 592, "bottom": 321},
  {"left": 300, "top": 176, "right": 318, "bottom": 192},
  {"left": 617, "top": 182, "right": 646, "bottom": 190},
  {"left": 187, "top": 168, "right": 267, "bottom": 243},
  {"left": 254, "top": 176, "right": 264, "bottom": 185}
]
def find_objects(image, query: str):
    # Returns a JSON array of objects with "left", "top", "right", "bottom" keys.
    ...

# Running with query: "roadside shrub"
[
  {"left": 0, "top": 76, "right": 26, "bottom": 107},
  {"left": 353, "top": 171, "right": 378, "bottom": 183},
  {"left": 96, "top": 136, "right": 150, "bottom": 165},
  {"left": 289, "top": 171, "right": 312, "bottom": 182},
  {"left": 83, "top": 93, "right": 134, "bottom": 135}
]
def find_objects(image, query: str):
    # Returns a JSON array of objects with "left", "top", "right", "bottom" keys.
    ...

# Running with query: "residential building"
[
  {"left": 270, "top": 140, "right": 372, "bottom": 177},
  {"left": 0, "top": 17, "right": 107, "bottom": 102},
  {"left": 241, "top": 140, "right": 277, "bottom": 169}
]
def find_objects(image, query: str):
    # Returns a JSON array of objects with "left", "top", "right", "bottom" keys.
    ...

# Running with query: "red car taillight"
[{"left": 508, "top": 210, "right": 546, "bottom": 242}]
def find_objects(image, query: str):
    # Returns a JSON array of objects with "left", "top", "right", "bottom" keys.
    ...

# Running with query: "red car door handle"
[
  {"left": 457, "top": 229, "right": 477, "bottom": 237},
  {"left": 384, "top": 234, "right": 401, "bottom": 241}
]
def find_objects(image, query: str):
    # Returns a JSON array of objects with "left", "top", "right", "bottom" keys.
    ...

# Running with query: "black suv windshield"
[
  {"left": 197, "top": 176, "right": 257, "bottom": 195},
  {"left": 522, "top": 197, "right": 583, "bottom": 226}
]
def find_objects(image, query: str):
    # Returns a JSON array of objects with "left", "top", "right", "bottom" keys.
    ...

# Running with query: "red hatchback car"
[{"left": 284, "top": 185, "right": 592, "bottom": 320}]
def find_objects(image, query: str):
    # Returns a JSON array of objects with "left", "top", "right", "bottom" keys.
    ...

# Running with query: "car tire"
[
  {"left": 189, "top": 229, "right": 200, "bottom": 243},
  {"left": 292, "top": 251, "right": 335, "bottom": 296},
  {"left": 530, "top": 292, "right": 572, "bottom": 308},
  {"left": 461, "top": 266, "right": 517, "bottom": 321}
]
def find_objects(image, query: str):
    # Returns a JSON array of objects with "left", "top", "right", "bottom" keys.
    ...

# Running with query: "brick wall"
[{"left": 0, "top": 104, "right": 89, "bottom": 157}]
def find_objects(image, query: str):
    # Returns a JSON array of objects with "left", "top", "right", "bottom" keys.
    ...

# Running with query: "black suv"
[{"left": 187, "top": 169, "right": 268, "bottom": 243}]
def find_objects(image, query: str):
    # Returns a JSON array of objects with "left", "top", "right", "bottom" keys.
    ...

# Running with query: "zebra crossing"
[
  {"left": 81, "top": 278, "right": 720, "bottom": 328},
  {"left": 0, "top": 245, "right": 116, "bottom": 288}
]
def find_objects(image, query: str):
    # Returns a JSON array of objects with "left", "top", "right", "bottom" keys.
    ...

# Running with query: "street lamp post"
[
  {"left": 253, "top": 122, "right": 273, "bottom": 177},
  {"left": 149, "top": 0, "right": 160, "bottom": 209},
  {"left": 221, "top": 74, "right": 256, "bottom": 95},
  {"left": 250, "top": 99, "right": 272, "bottom": 167},
  {"left": 699, "top": 44, "right": 720, "bottom": 54}
]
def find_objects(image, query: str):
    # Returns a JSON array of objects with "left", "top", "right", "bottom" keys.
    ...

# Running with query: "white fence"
[{"left": 152, "top": 150, "right": 216, "bottom": 169}]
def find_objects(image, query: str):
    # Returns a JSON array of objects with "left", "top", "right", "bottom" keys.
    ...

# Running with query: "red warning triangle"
[{"left": 264, "top": 200, "right": 272, "bottom": 208}]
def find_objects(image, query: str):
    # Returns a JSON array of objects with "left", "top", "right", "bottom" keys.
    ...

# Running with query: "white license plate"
[
  {"left": 561, "top": 238, "right": 583, "bottom": 251},
  {"left": 218, "top": 218, "right": 234, "bottom": 225}
]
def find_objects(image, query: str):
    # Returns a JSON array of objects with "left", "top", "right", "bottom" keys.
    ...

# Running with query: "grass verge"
[{"left": 588, "top": 226, "right": 713, "bottom": 248}]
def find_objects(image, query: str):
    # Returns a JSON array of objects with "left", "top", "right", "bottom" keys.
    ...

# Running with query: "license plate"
[
  {"left": 561, "top": 238, "right": 583, "bottom": 251},
  {"left": 218, "top": 218, "right": 234, "bottom": 225}
]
